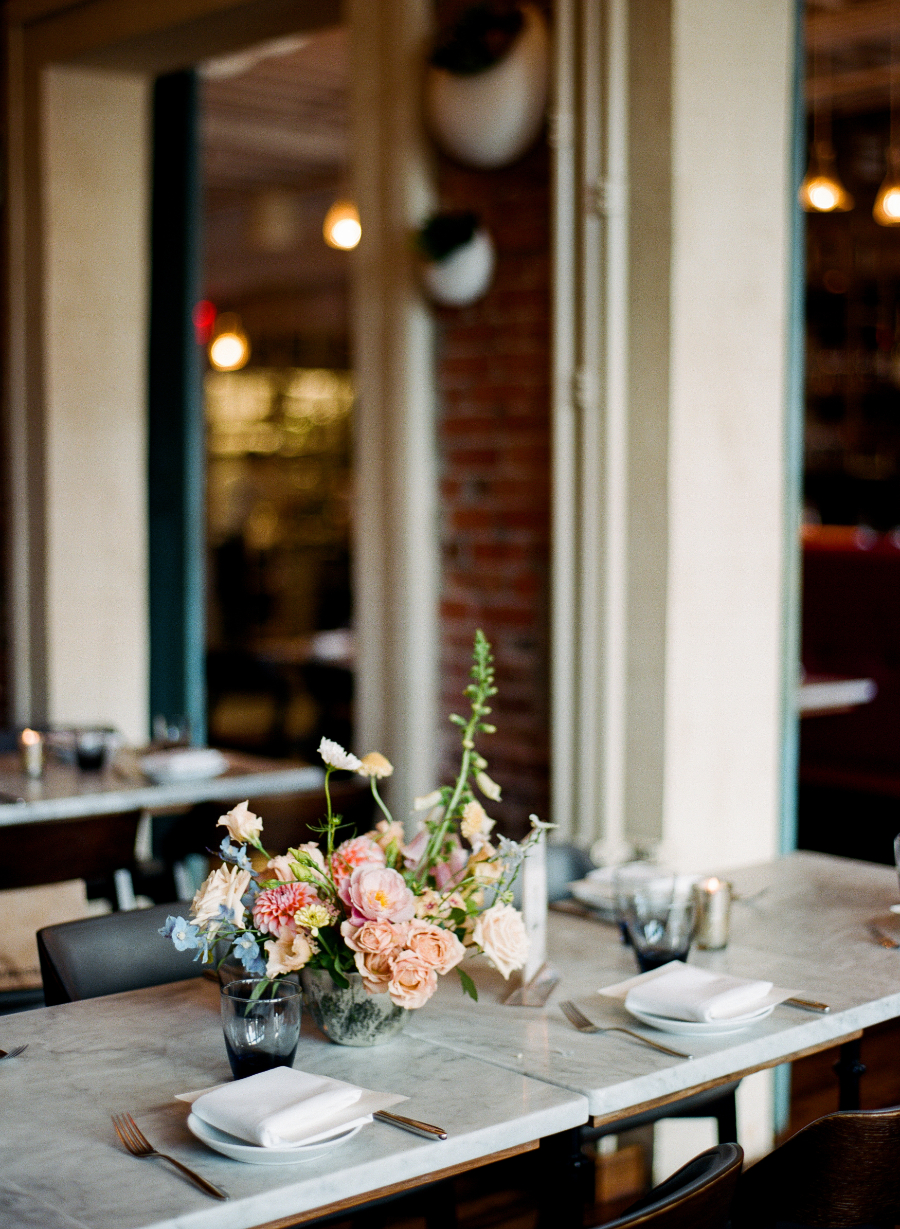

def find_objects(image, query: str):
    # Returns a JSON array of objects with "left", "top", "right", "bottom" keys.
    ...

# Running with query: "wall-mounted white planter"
[
  {"left": 425, "top": 3, "right": 549, "bottom": 169},
  {"left": 422, "top": 227, "right": 495, "bottom": 307}
]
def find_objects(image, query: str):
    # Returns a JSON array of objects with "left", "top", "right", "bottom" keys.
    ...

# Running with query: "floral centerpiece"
[{"left": 161, "top": 632, "right": 543, "bottom": 1033}]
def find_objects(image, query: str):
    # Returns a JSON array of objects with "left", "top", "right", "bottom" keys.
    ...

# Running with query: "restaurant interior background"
[{"left": 6, "top": 0, "right": 900, "bottom": 1197}]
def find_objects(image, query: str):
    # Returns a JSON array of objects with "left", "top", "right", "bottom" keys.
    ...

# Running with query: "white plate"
[
  {"left": 187, "top": 1113, "right": 365, "bottom": 1164},
  {"left": 140, "top": 748, "right": 228, "bottom": 784},
  {"left": 625, "top": 1002, "right": 775, "bottom": 1036}
]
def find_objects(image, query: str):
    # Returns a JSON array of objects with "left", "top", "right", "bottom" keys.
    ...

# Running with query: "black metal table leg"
[
  {"left": 538, "top": 1127, "right": 592, "bottom": 1228},
  {"left": 834, "top": 1038, "right": 866, "bottom": 1110}
]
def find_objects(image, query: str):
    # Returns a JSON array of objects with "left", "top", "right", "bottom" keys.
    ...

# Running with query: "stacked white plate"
[
  {"left": 186, "top": 1114, "right": 364, "bottom": 1165},
  {"left": 139, "top": 748, "right": 229, "bottom": 784}
]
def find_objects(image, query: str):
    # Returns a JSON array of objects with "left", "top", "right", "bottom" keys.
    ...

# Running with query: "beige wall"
[
  {"left": 661, "top": 0, "right": 795, "bottom": 870},
  {"left": 42, "top": 65, "right": 150, "bottom": 742}
]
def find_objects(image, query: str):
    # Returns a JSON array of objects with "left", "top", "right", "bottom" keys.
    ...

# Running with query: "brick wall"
[{"left": 432, "top": 9, "right": 552, "bottom": 835}]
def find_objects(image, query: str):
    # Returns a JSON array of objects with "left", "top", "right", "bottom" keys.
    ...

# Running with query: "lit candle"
[
  {"left": 19, "top": 728, "right": 44, "bottom": 779},
  {"left": 694, "top": 876, "right": 732, "bottom": 950}
]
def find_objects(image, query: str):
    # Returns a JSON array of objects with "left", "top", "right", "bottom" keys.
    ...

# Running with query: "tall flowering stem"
[{"left": 415, "top": 630, "right": 497, "bottom": 885}]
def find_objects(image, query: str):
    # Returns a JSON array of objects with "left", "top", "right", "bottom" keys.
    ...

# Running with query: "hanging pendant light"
[
  {"left": 800, "top": 43, "right": 853, "bottom": 213},
  {"left": 875, "top": 11, "right": 900, "bottom": 226},
  {"left": 323, "top": 199, "right": 361, "bottom": 251},
  {"left": 209, "top": 312, "right": 250, "bottom": 372}
]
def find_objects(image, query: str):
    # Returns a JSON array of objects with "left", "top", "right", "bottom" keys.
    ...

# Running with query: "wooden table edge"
[
  {"left": 245, "top": 1140, "right": 538, "bottom": 1229},
  {"left": 589, "top": 1028, "right": 864, "bottom": 1128}
]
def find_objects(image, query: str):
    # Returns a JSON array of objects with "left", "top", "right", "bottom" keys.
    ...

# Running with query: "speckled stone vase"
[{"left": 300, "top": 968, "right": 406, "bottom": 1046}]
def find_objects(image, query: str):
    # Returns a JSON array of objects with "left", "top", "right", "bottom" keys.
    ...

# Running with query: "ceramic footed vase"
[{"left": 300, "top": 967, "right": 407, "bottom": 1046}]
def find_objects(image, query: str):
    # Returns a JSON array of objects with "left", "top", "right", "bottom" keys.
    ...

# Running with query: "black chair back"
[
  {"left": 38, "top": 902, "right": 205, "bottom": 1005},
  {"left": 600, "top": 1143, "right": 743, "bottom": 1229},
  {"left": 733, "top": 1106, "right": 900, "bottom": 1228}
]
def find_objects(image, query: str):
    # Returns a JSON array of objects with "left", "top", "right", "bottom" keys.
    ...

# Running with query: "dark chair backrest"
[
  {"left": 600, "top": 1143, "right": 743, "bottom": 1229},
  {"left": 0, "top": 811, "right": 142, "bottom": 890},
  {"left": 732, "top": 1106, "right": 900, "bottom": 1229},
  {"left": 37, "top": 902, "right": 205, "bottom": 1005}
]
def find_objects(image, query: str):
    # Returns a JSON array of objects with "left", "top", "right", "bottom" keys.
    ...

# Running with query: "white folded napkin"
[
  {"left": 191, "top": 1068, "right": 364, "bottom": 1148},
  {"left": 624, "top": 963, "right": 774, "bottom": 1022}
]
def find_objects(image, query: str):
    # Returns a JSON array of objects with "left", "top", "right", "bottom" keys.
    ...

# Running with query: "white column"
[
  {"left": 42, "top": 65, "right": 150, "bottom": 743},
  {"left": 553, "top": 0, "right": 797, "bottom": 873},
  {"left": 348, "top": 0, "right": 439, "bottom": 820}
]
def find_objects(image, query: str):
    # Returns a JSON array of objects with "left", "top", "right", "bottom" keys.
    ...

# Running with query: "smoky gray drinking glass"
[{"left": 220, "top": 978, "right": 302, "bottom": 1080}]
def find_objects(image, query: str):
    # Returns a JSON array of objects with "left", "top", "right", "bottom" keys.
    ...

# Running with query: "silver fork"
[
  {"left": 0, "top": 1045, "right": 27, "bottom": 1060},
  {"left": 559, "top": 1000, "right": 694, "bottom": 1059},
  {"left": 111, "top": 1113, "right": 229, "bottom": 1200}
]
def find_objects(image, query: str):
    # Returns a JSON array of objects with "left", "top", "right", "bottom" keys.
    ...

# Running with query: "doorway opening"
[{"left": 198, "top": 26, "right": 356, "bottom": 762}]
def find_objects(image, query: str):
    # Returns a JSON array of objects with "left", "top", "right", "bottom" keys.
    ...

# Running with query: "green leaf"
[{"left": 458, "top": 967, "right": 478, "bottom": 1001}]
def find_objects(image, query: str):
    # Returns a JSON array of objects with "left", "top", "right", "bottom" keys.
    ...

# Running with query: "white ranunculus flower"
[
  {"left": 472, "top": 902, "right": 529, "bottom": 979},
  {"left": 216, "top": 800, "right": 262, "bottom": 845},
  {"left": 318, "top": 737, "right": 362, "bottom": 772},
  {"left": 191, "top": 864, "right": 251, "bottom": 926}
]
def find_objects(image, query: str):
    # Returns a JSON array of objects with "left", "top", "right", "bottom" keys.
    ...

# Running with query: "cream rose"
[
  {"left": 387, "top": 950, "right": 438, "bottom": 1009},
  {"left": 191, "top": 864, "right": 251, "bottom": 926},
  {"left": 341, "top": 918, "right": 409, "bottom": 954},
  {"left": 472, "top": 903, "right": 529, "bottom": 979},
  {"left": 216, "top": 800, "right": 262, "bottom": 845},
  {"left": 355, "top": 949, "right": 394, "bottom": 993},
  {"left": 405, "top": 920, "right": 465, "bottom": 975},
  {"left": 264, "top": 931, "right": 316, "bottom": 977}
]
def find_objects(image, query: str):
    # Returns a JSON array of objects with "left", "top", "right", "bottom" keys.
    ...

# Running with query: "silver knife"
[
  {"left": 374, "top": 1110, "right": 448, "bottom": 1140},
  {"left": 784, "top": 996, "right": 830, "bottom": 1013}
]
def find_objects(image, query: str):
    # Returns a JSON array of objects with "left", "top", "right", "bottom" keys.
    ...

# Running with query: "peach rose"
[
  {"left": 349, "top": 865, "right": 416, "bottom": 923},
  {"left": 191, "top": 864, "right": 251, "bottom": 926},
  {"left": 266, "top": 855, "right": 298, "bottom": 883},
  {"left": 472, "top": 902, "right": 529, "bottom": 978},
  {"left": 264, "top": 931, "right": 316, "bottom": 977},
  {"left": 341, "top": 918, "right": 409, "bottom": 954},
  {"left": 355, "top": 949, "right": 394, "bottom": 993},
  {"left": 216, "top": 800, "right": 262, "bottom": 845},
  {"left": 405, "top": 920, "right": 465, "bottom": 974},
  {"left": 388, "top": 951, "right": 438, "bottom": 1009}
]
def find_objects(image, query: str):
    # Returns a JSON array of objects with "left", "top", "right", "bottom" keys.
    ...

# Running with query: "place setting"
[{"left": 559, "top": 862, "right": 825, "bottom": 1047}]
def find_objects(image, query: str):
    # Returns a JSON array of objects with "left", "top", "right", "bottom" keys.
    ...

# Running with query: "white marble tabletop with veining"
[
  {"left": 405, "top": 852, "right": 900, "bottom": 1118},
  {"left": 0, "top": 978, "right": 588, "bottom": 1229}
]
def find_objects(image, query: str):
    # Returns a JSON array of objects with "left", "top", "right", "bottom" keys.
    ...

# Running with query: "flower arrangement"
[{"left": 161, "top": 631, "right": 544, "bottom": 1010}]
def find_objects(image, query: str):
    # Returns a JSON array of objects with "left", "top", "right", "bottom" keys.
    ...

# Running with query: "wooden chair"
[
  {"left": 595, "top": 1143, "right": 743, "bottom": 1229},
  {"left": 732, "top": 1106, "right": 900, "bottom": 1228},
  {"left": 0, "top": 810, "right": 142, "bottom": 905},
  {"left": 37, "top": 901, "right": 205, "bottom": 1004}
]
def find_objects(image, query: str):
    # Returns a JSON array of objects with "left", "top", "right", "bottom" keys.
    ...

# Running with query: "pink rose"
[
  {"left": 405, "top": 920, "right": 465, "bottom": 974},
  {"left": 472, "top": 903, "right": 529, "bottom": 979},
  {"left": 355, "top": 949, "right": 394, "bottom": 993},
  {"left": 341, "top": 918, "right": 409, "bottom": 954},
  {"left": 349, "top": 865, "right": 416, "bottom": 923},
  {"left": 266, "top": 855, "right": 297, "bottom": 883},
  {"left": 388, "top": 950, "right": 438, "bottom": 1009}
]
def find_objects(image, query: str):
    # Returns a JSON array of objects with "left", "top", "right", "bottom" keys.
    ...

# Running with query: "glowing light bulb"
[
  {"left": 874, "top": 152, "right": 900, "bottom": 227},
  {"left": 323, "top": 200, "right": 361, "bottom": 250},
  {"left": 208, "top": 313, "right": 250, "bottom": 371},
  {"left": 799, "top": 143, "right": 853, "bottom": 213}
]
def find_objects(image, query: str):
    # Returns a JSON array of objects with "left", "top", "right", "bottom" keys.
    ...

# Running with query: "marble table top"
[
  {"left": 406, "top": 852, "right": 900, "bottom": 1120},
  {"left": 0, "top": 978, "right": 588, "bottom": 1229},
  {"left": 0, "top": 752, "right": 324, "bottom": 827}
]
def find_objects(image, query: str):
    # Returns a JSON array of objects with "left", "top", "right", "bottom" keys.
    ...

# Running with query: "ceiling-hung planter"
[
  {"left": 417, "top": 212, "right": 495, "bottom": 307},
  {"left": 425, "top": 2, "right": 549, "bottom": 169}
]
